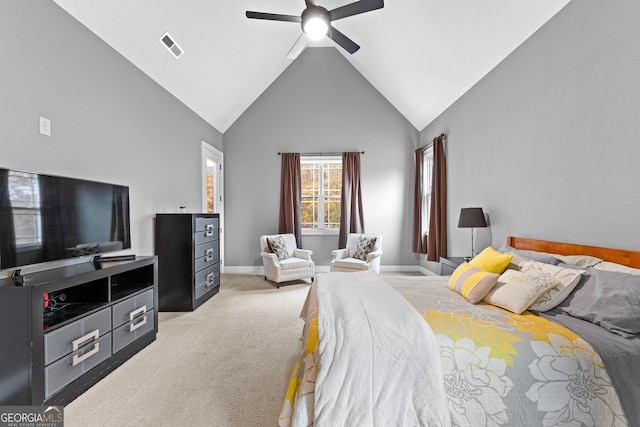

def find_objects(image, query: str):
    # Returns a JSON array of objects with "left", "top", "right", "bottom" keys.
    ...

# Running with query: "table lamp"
[{"left": 458, "top": 207, "right": 487, "bottom": 261}]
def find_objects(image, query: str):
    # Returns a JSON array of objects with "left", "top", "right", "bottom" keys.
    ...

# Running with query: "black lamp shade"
[{"left": 458, "top": 207, "right": 487, "bottom": 228}]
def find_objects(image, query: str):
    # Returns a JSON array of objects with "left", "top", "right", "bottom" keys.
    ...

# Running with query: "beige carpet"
[{"left": 64, "top": 274, "right": 311, "bottom": 427}]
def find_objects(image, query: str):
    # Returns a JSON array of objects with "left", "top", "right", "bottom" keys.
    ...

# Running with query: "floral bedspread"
[
  {"left": 387, "top": 276, "right": 627, "bottom": 427},
  {"left": 279, "top": 275, "right": 628, "bottom": 427}
]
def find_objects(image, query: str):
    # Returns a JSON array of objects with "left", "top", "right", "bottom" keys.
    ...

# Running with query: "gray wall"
[
  {"left": 1, "top": 0, "right": 222, "bottom": 266},
  {"left": 421, "top": 0, "right": 640, "bottom": 263},
  {"left": 224, "top": 48, "right": 419, "bottom": 268}
]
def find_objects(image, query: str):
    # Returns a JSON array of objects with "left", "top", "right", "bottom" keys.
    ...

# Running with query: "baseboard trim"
[{"left": 224, "top": 265, "right": 435, "bottom": 275}]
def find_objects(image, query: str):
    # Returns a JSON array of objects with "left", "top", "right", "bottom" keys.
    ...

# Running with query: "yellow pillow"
[
  {"left": 448, "top": 263, "right": 500, "bottom": 304},
  {"left": 469, "top": 247, "right": 513, "bottom": 274}
]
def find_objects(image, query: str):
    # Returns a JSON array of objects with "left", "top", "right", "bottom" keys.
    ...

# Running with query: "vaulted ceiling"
[{"left": 52, "top": 0, "right": 571, "bottom": 133}]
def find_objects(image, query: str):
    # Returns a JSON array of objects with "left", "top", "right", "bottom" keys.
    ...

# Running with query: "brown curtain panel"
[
  {"left": 339, "top": 152, "right": 365, "bottom": 248},
  {"left": 412, "top": 147, "right": 428, "bottom": 253},
  {"left": 427, "top": 135, "right": 447, "bottom": 261},
  {"left": 278, "top": 153, "right": 302, "bottom": 246}
]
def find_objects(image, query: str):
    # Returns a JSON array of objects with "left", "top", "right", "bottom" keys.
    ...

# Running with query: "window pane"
[
  {"left": 301, "top": 164, "right": 318, "bottom": 197},
  {"left": 324, "top": 163, "right": 342, "bottom": 196},
  {"left": 324, "top": 198, "right": 341, "bottom": 229}
]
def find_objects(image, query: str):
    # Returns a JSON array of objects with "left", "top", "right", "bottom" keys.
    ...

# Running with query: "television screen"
[{"left": 0, "top": 168, "right": 131, "bottom": 270}]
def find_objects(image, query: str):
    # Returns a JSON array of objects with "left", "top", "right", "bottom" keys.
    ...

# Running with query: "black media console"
[{"left": 0, "top": 256, "right": 158, "bottom": 405}]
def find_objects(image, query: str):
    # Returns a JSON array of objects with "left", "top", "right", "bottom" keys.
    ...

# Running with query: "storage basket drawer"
[
  {"left": 112, "top": 288, "right": 154, "bottom": 329},
  {"left": 112, "top": 311, "right": 155, "bottom": 354},
  {"left": 44, "top": 307, "right": 111, "bottom": 366},
  {"left": 44, "top": 333, "right": 112, "bottom": 399}
]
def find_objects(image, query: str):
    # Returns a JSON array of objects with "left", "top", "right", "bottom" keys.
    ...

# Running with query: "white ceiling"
[{"left": 52, "top": 0, "right": 570, "bottom": 133}]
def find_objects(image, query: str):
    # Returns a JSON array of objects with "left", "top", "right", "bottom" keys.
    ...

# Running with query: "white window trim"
[
  {"left": 422, "top": 146, "right": 434, "bottom": 235},
  {"left": 301, "top": 156, "right": 341, "bottom": 236}
]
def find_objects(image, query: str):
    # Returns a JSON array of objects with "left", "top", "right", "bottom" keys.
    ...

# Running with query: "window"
[
  {"left": 301, "top": 156, "right": 342, "bottom": 234},
  {"left": 422, "top": 146, "right": 434, "bottom": 234},
  {"left": 8, "top": 171, "right": 43, "bottom": 247}
]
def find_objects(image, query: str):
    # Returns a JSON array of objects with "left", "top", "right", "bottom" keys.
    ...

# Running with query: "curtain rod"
[
  {"left": 419, "top": 133, "right": 446, "bottom": 151},
  {"left": 277, "top": 151, "right": 364, "bottom": 156}
]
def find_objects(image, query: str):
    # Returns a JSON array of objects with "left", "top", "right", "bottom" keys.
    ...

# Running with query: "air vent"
[{"left": 159, "top": 32, "right": 183, "bottom": 59}]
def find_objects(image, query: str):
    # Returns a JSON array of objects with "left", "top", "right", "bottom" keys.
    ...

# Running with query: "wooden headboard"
[{"left": 507, "top": 236, "right": 640, "bottom": 269}]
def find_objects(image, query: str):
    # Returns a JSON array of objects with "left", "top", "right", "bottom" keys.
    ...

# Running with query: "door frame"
[{"left": 201, "top": 141, "right": 224, "bottom": 272}]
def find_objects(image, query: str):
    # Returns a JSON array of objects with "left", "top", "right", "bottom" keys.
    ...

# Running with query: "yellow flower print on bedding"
[
  {"left": 506, "top": 311, "right": 580, "bottom": 343},
  {"left": 421, "top": 310, "right": 522, "bottom": 365}
]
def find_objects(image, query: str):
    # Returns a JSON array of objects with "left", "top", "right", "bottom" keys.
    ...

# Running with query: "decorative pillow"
[
  {"left": 352, "top": 236, "right": 377, "bottom": 261},
  {"left": 555, "top": 269, "right": 640, "bottom": 338},
  {"left": 448, "top": 263, "right": 499, "bottom": 303},
  {"left": 519, "top": 260, "right": 584, "bottom": 312},
  {"left": 592, "top": 261, "right": 640, "bottom": 275},
  {"left": 469, "top": 247, "right": 513, "bottom": 274},
  {"left": 497, "top": 244, "right": 562, "bottom": 266},
  {"left": 553, "top": 254, "right": 603, "bottom": 269},
  {"left": 483, "top": 269, "right": 563, "bottom": 314},
  {"left": 267, "top": 236, "right": 289, "bottom": 261}
]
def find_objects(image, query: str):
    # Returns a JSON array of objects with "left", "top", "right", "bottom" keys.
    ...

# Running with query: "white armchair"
[
  {"left": 330, "top": 233, "right": 383, "bottom": 274},
  {"left": 260, "top": 234, "right": 315, "bottom": 288}
]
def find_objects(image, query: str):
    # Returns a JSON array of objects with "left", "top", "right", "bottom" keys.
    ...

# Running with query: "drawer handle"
[
  {"left": 129, "top": 315, "right": 148, "bottom": 332},
  {"left": 72, "top": 329, "right": 100, "bottom": 351},
  {"left": 206, "top": 272, "right": 215, "bottom": 287},
  {"left": 129, "top": 305, "right": 147, "bottom": 321},
  {"left": 206, "top": 224, "right": 214, "bottom": 230},
  {"left": 204, "top": 230, "right": 214, "bottom": 237},
  {"left": 72, "top": 342, "right": 100, "bottom": 366}
]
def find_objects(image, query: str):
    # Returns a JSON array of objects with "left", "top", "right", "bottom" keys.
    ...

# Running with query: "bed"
[{"left": 279, "top": 237, "right": 640, "bottom": 427}]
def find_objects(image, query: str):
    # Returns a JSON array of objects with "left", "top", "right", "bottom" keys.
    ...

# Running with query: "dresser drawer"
[
  {"left": 112, "top": 311, "right": 155, "bottom": 354},
  {"left": 112, "top": 288, "right": 154, "bottom": 329},
  {"left": 195, "top": 217, "right": 219, "bottom": 232},
  {"left": 44, "top": 307, "right": 111, "bottom": 366},
  {"left": 194, "top": 228, "right": 218, "bottom": 245},
  {"left": 44, "top": 332, "right": 112, "bottom": 399},
  {"left": 195, "top": 245, "right": 219, "bottom": 273},
  {"left": 195, "top": 264, "right": 220, "bottom": 299}
]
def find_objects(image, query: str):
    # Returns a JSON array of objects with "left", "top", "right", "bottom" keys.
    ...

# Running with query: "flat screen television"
[{"left": 0, "top": 167, "right": 131, "bottom": 271}]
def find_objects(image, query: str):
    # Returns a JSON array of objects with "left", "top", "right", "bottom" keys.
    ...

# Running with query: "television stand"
[{"left": 0, "top": 256, "right": 158, "bottom": 405}]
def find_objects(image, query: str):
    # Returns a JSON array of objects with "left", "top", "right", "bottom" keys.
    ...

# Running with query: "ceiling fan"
[{"left": 246, "top": 0, "right": 384, "bottom": 59}]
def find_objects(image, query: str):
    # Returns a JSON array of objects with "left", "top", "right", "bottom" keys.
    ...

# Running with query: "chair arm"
[
  {"left": 260, "top": 252, "right": 280, "bottom": 265},
  {"left": 293, "top": 248, "right": 313, "bottom": 261},
  {"left": 366, "top": 249, "right": 383, "bottom": 263},
  {"left": 331, "top": 248, "right": 349, "bottom": 262}
]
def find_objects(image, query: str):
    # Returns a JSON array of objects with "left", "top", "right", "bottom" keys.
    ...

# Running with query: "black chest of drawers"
[{"left": 155, "top": 213, "right": 220, "bottom": 311}]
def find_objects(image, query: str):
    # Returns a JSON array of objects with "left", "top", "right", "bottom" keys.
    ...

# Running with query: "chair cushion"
[
  {"left": 352, "top": 236, "right": 378, "bottom": 261},
  {"left": 267, "top": 236, "right": 289, "bottom": 261},
  {"left": 334, "top": 258, "right": 368, "bottom": 270},
  {"left": 279, "top": 257, "right": 311, "bottom": 270}
]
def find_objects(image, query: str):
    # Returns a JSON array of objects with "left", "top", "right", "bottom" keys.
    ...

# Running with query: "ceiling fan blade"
[
  {"left": 245, "top": 11, "right": 301, "bottom": 23},
  {"left": 286, "top": 34, "right": 307, "bottom": 60},
  {"left": 329, "top": 0, "right": 384, "bottom": 21},
  {"left": 328, "top": 26, "right": 360, "bottom": 54}
]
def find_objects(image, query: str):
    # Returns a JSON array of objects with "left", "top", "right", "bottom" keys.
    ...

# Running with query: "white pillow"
[
  {"left": 592, "top": 261, "right": 640, "bottom": 275},
  {"left": 483, "top": 269, "right": 563, "bottom": 314},
  {"left": 520, "top": 260, "right": 584, "bottom": 312},
  {"left": 553, "top": 254, "right": 602, "bottom": 268}
]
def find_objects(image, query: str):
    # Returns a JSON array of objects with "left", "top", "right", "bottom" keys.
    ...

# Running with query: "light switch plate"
[{"left": 39, "top": 116, "right": 51, "bottom": 136}]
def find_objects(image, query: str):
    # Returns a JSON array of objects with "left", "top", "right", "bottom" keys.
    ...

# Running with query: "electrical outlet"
[{"left": 39, "top": 116, "right": 51, "bottom": 136}]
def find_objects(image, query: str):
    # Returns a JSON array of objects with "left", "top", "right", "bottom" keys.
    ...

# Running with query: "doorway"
[{"left": 202, "top": 141, "right": 224, "bottom": 272}]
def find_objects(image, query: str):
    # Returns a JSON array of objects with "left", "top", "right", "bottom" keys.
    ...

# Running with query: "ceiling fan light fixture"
[{"left": 302, "top": 7, "right": 329, "bottom": 40}]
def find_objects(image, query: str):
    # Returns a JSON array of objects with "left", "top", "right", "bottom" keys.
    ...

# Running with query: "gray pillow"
[
  {"left": 556, "top": 269, "right": 640, "bottom": 338},
  {"left": 497, "top": 244, "right": 562, "bottom": 266}
]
